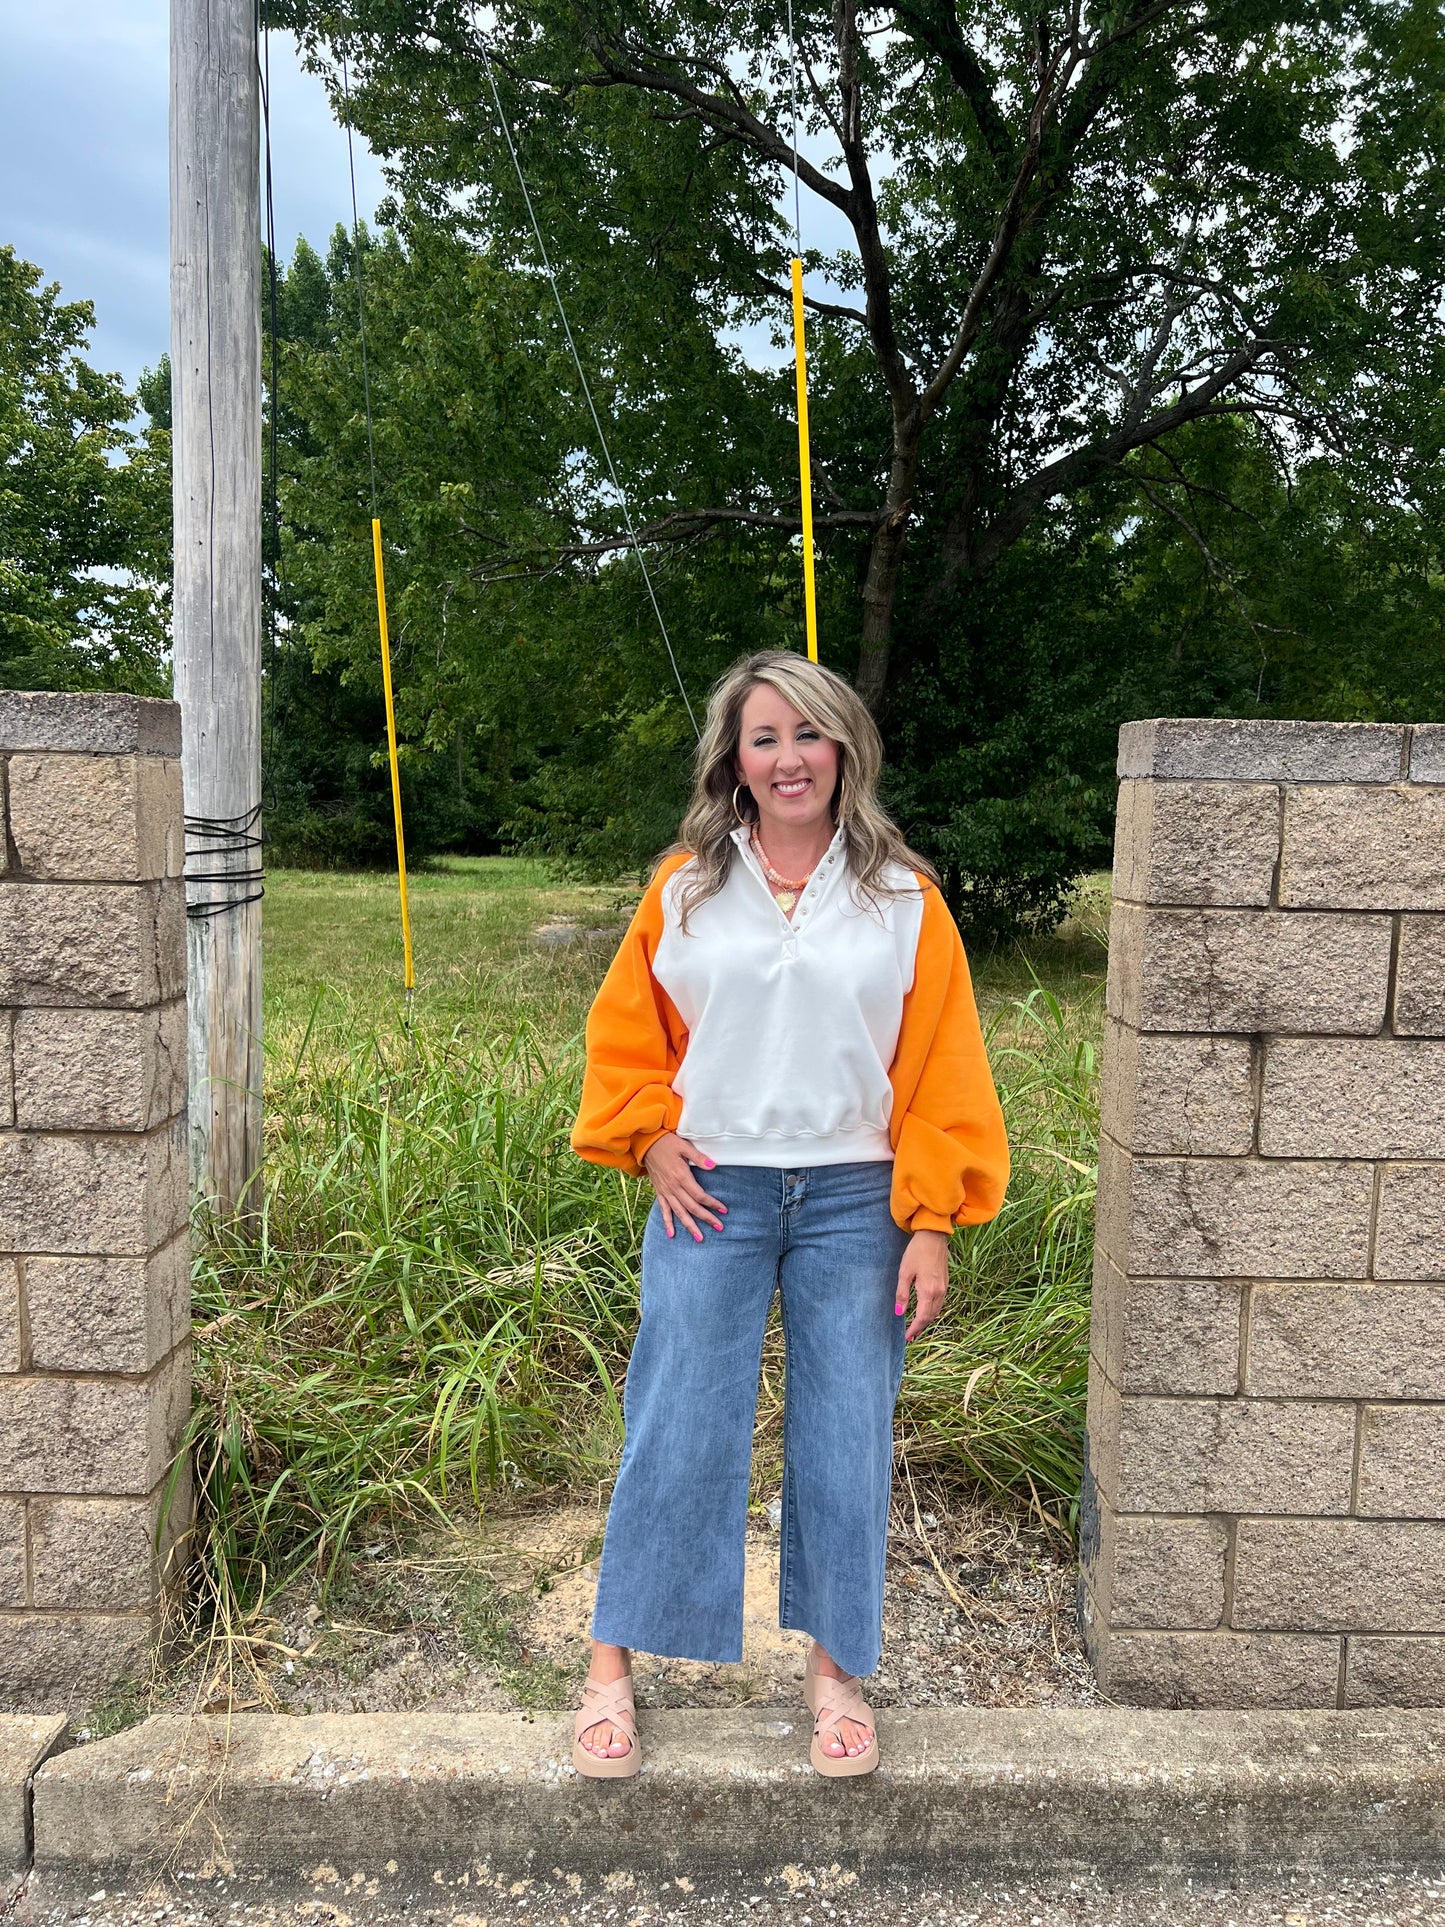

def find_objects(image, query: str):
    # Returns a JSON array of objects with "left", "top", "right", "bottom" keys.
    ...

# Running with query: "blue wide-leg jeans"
[{"left": 590, "top": 1161, "right": 909, "bottom": 1680}]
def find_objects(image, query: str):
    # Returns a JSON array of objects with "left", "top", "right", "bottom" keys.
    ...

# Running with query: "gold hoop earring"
[
  {"left": 731, "top": 783, "right": 751, "bottom": 823},
  {"left": 834, "top": 772, "right": 849, "bottom": 820}
]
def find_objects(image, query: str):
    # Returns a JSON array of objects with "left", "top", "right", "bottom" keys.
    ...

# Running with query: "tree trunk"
[{"left": 854, "top": 426, "right": 920, "bottom": 713}]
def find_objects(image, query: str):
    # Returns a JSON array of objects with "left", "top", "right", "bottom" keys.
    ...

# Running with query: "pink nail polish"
[
  {"left": 894, "top": 1304, "right": 905, "bottom": 1315},
  {"left": 693, "top": 1230, "right": 703, "bottom": 1242},
  {"left": 704, "top": 1158, "right": 716, "bottom": 1168}
]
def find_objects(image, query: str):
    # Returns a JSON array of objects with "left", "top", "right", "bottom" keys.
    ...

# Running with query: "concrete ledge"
[
  {"left": 1117, "top": 718, "right": 1407, "bottom": 785},
  {"left": 29, "top": 1708, "right": 1445, "bottom": 1890},
  {"left": 0, "top": 692, "right": 181, "bottom": 758},
  {"left": 0, "top": 1714, "right": 65, "bottom": 1901}
]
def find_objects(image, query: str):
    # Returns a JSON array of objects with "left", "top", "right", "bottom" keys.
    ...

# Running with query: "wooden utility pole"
[{"left": 170, "top": 0, "right": 264, "bottom": 1216}]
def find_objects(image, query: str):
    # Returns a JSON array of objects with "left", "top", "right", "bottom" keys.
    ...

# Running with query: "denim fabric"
[{"left": 590, "top": 1161, "right": 909, "bottom": 1679}]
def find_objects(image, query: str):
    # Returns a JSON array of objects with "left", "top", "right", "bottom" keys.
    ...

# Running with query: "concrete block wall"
[
  {"left": 1082, "top": 718, "right": 1445, "bottom": 1709},
  {"left": 0, "top": 693, "right": 191, "bottom": 1712}
]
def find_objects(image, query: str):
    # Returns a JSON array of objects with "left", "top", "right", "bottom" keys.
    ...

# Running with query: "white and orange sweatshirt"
[{"left": 569, "top": 825, "right": 1010, "bottom": 1234}]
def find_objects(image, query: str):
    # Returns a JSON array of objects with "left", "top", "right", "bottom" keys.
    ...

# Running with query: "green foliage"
[
  {"left": 887, "top": 519, "right": 1145, "bottom": 937},
  {"left": 135, "top": 355, "right": 172, "bottom": 433},
  {"left": 0, "top": 248, "right": 171, "bottom": 692},
  {"left": 260, "top": 223, "right": 811, "bottom": 867},
  {"left": 1118, "top": 419, "right": 1445, "bottom": 723},
  {"left": 255, "top": 2, "right": 1445, "bottom": 925}
]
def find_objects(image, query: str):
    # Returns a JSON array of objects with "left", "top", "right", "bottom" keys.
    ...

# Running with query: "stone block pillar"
[
  {"left": 0, "top": 693, "right": 191, "bottom": 1712},
  {"left": 1082, "top": 718, "right": 1445, "bottom": 1709}
]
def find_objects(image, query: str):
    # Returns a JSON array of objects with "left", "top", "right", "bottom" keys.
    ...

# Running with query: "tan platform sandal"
[
  {"left": 572, "top": 1672, "right": 642, "bottom": 1779},
  {"left": 803, "top": 1644, "right": 879, "bottom": 1778}
]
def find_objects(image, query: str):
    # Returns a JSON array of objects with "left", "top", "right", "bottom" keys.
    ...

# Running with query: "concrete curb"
[
  {"left": 25, "top": 1707, "right": 1445, "bottom": 1892},
  {"left": 0, "top": 1716, "right": 66, "bottom": 1903}
]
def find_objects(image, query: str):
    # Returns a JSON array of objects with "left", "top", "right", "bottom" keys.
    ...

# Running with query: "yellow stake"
[
  {"left": 790, "top": 256, "right": 819, "bottom": 663},
  {"left": 371, "top": 517, "right": 415, "bottom": 996}
]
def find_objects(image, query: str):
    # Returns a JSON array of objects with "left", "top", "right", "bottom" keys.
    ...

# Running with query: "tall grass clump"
[
  {"left": 187, "top": 1016, "right": 642, "bottom": 1612},
  {"left": 189, "top": 984, "right": 1099, "bottom": 1613},
  {"left": 895, "top": 984, "right": 1099, "bottom": 1526}
]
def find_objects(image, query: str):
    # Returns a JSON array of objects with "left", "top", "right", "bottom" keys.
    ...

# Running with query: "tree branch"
[
  {"left": 916, "top": 36, "right": 1066, "bottom": 421},
  {"left": 831, "top": 0, "right": 915, "bottom": 410},
  {"left": 964, "top": 338, "right": 1278, "bottom": 577},
  {"left": 461, "top": 500, "right": 885, "bottom": 583},
  {"left": 751, "top": 273, "right": 868, "bottom": 324},
  {"left": 1145, "top": 444, "right": 1267, "bottom": 528},
  {"left": 883, "top": 0, "right": 1016, "bottom": 183},
  {"left": 574, "top": 24, "right": 853, "bottom": 217}
]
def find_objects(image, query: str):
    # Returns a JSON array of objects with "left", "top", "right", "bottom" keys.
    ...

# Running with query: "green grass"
[
  {"left": 262, "top": 858, "right": 635, "bottom": 1045},
  {"left": 261, "top": 857, "right": 1110, "bottom": 1040},
  {"left": 186, "top": 858, "right": 1105, "bottom": 1618},
  {"left": 897, "top": 983, "right": 1098, "bottom": 1517}
]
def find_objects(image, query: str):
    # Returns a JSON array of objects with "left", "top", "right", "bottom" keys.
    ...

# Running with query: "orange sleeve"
[
  {"left": 887, "top": 879, "right": 1010, "bottom": 1234},
  {"left": 569, "top": 853, "right": 691, "bottom": 1176}
]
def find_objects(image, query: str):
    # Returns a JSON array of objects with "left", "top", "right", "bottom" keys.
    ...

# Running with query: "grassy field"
[
  {"left": 262, "top": 855, "right": 1110, "bottom": 1042},
  {"left": 187, "top": 858, "right": 1107, "bottom": 1620},
  {"left": 261, "top": 858, "right": 638, "bottom": 1045}
]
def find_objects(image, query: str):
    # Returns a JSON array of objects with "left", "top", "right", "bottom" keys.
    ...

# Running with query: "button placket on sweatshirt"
[{"left": 735, "top": 825, "right": 843, "bottom": 963}]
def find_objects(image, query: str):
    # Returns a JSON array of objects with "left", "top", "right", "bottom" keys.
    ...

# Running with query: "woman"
[{"left": 568, "top": 649, "right": 1009, "bottom": 1780}]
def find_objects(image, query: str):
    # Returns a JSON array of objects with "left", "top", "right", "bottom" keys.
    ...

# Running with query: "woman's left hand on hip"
[{"left": 895, "top": 1229, "right": 950, "bottom": 1341}]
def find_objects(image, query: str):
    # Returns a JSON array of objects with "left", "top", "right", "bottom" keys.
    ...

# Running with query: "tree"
[
  {"left": 256, "top": 2, "right": 1445, "bottom": 922},
  {"left": 258, "top": 217, "right": 1445, "bottom": 917},
  {"left": 1121, "top": 418, "right": 1445, "bottom": 722},
  {"left": 261, "top": 223, "right": 802, "bottom": 863},
  {"left": 0, "top": 248, "right": 171, "bottom": 692},
  {"left": 275, "top": 0, "right": 1445, "bottom": 719}
]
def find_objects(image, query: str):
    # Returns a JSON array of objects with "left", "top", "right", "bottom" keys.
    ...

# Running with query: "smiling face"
[{"left": 734, "top": 682, "right": 840, "bottom": 844}]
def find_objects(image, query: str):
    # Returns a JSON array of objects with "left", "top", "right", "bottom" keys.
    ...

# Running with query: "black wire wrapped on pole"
[{"left": 184, "top": 804, "right": 266, "bottom": 919}]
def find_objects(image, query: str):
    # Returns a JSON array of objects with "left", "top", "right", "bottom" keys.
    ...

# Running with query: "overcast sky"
[
  {"left": 1, "top": 1, "right": 387, "bottom": 393},
  {"left": 3, "top": 1, "right": 857, "bottom": 398}
]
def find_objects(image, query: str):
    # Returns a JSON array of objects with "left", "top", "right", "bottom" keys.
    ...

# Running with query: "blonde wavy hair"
[{"left": 660, "top": 649, "right": 940, "bottom": 930}]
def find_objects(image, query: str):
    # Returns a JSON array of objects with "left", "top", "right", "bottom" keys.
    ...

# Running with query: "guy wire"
[
  {"left": 473, "top": 26, "right": 701, "bottom": 741},
  {"left": 785, "top": 0, "right": 803, "bottom": 254}
]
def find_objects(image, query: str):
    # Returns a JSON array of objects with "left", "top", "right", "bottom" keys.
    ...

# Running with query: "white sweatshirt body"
[{"left": 651, "top": 824, "right": 927, "bottom": 1167}]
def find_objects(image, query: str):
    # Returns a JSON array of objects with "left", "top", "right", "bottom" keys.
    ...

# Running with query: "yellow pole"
[
  {"left": 790, "top": 256, "right": 819, "bottom": 663},
  {"left": 371, "top": 517, "right": 415, "bottom": 996}
]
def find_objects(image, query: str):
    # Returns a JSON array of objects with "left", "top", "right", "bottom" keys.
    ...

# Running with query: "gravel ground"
[
  {"left": 94, "top": 1487, "right": 1095, "bottom": 1734},
  {"left": 7, "top": 1867, "right": 1445, "bottom": 1927}
]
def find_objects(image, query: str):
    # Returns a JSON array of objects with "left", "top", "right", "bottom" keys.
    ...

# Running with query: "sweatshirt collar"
[{"left": 731, "top": 821, "right": 847, "bottom": 897}]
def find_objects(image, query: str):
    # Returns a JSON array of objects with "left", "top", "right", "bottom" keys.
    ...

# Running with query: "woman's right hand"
[{"left": 641, "top": 1132, "right": 728, "bottom": 1242}]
